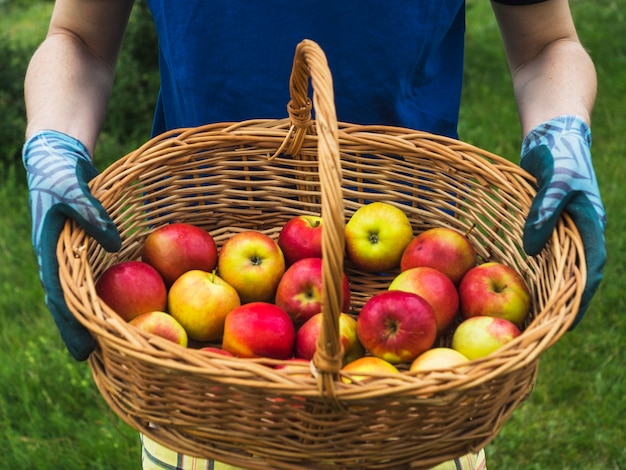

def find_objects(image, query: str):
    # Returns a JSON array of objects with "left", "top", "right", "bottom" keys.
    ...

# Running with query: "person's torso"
[{"left": 145, "top": 1, "right": 466, "bottom": 138}]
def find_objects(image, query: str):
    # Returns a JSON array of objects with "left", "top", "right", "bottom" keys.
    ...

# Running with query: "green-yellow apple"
[
  {"left": 217, "top": 231, "right": 285, "bottom": 304},
  {"left": 222, "top": 302, "right": 295, "bottom": 359},
  {"left": 345, "top": 202, "right": 414, "bottom": 272},
  {"left": 451, "top": 315, "right": 521, "bottom": 360},
  {"left": 277, "top": 215, "right": 323, "bottom": 266},
  {"left": 294, "top": 312, "right": 365, "bottom": 366},
  {"left": 356, "top": 290, "right": 437, "bottom": 364},
  {"left": 141, "top": 222, "right": 218, "bottom": 287},
  {"left": 388, "top": 266, "right": 459, "bottom": 335},
  {"left": 95, "top": 260, "right": 167, "bottom": 322},
  {"left": 274, "top": 257, "right": 351, "bottom": 325},
  {"left": 458, "top": 262, "right": 531, "bottom": 326},
  {"left": 341, "top": 356, "right": 400, "bottom": 383},
  {"left": 400, "top": 227, "right": 476, "bottom": 285},
  {"left": 129, "top": 310, "right": 188, "bottom": 347},
  {"left": 168, "top": 269, "right": 241, "bottom": 342},
  {"left": 409, "top": 347, "right": 469, "bottom": 372}
]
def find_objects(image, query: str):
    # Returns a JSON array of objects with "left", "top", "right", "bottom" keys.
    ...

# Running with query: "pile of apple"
[{"left": 95, "top": 201, "right": 531, "bottom": 379}]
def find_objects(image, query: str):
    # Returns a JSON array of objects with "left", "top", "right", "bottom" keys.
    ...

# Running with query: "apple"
[
  {"left": 356, "top": 290, "right": 437, "bottom": 364},
  {"left": 274, "top": 257, "right": 351, "bottom": 325},
  {"left": 341, "top": 356, "right": 400, "bottom": 383},
  {"left": 409, "top": 347, "right": 469, "bottom": 372},
  {"left": 141, "top": 222, "right": 218, "bottom": 286},
  {"left": 95, "top": 260, "right": 167, "bottom": 322},
  {"left": 199, "top": 347, "right": 234, "bottom": 357},
  {"left": 400, "top": 227, "right": 476, "bottom": 285},
  {"left": 451, "top": 316, "right": 521, "bottom": 360},
  {"left": 458, "top": 262, "right": 531, "bottom": 326},
  {"left": 129, "top": 311, "right": 188, "bottom": 347},
  {"left": 217, "top": 231, "right": 285, "bottom": 304},
  {"left": 294, "top": 312, "right": 365, "bottom": 366},
  {"left": 277, "top": 215, "right": 323, "bottom": 266},
  {"left": 388, "top": 266, "right": 459, "bottom": 335},
  {"left": 344, "top": 202, "right": 414, "bottom": 272},
  {"left": 222, "top": 302, "right": 295, "bottom": 359},
  {"left": 274, "top": 358, "right": 313, "bottom": 378},
  {"left": 168, "top": 269, "right": 241, "bottom": 342}
]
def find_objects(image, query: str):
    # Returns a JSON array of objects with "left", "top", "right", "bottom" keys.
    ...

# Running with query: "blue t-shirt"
[{"left": 145, "top": 2, "right": 467, "bottom": 138}]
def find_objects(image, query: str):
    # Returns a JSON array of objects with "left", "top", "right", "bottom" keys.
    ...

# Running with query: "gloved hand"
[
  {"left": 23, "top": 130, "right": 121, "bottom": 360},
  {"left": 520, "top": 115, "right": 606, "bottom": 328}
]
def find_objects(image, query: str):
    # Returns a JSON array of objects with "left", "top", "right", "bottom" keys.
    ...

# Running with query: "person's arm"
[
  {"left": 492, "top": 0, "right": 596, "bottom": 135},
  {"left": 25, "top": 0, "right": 135, "bottom": 154},
  {"left": 22, "top": 0, "right": 133, "bottom": 360},
  {"left": 493, "top": 0, "right": 605, "bottom": 327}
]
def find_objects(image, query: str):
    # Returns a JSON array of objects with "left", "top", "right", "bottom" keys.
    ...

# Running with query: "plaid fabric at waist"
[{"left": 141, "top": 434, "right": 487, "bottom": 470}]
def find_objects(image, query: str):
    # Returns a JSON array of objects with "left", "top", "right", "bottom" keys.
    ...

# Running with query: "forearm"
[
  {"left": 511, "top": 39, "right": 597, "bottom": 136},
  {"left": 24, "top": 32, "right": 116, "bottom": 155}
]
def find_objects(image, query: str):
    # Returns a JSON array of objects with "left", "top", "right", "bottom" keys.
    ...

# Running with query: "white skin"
[{"left": 25, "top": 0, "right": 596, "bottom": 155}]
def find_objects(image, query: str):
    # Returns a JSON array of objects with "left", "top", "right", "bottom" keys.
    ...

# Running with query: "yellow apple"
[
  {"left": 409, "top": 347, "right": 469, "bottom": 372},
  {"left": 345, "top": 202, "right": 414, "bottom": 272},
  {"left": 168, "top": 270, "right": 240, "bottom": 342},
  {"left": 217, "top": 231, "right": 285, "bottom": 304}
]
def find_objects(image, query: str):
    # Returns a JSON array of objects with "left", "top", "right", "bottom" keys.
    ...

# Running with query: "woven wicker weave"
[{"left": 58, "top": 40, "right": 584, "bottom": 469}]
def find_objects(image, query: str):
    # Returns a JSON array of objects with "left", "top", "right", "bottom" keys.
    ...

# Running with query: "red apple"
[
  {"left": 217, "top": 231, "right": 285, "bottom": 304},
  {"left": 341, "top": 356, "right": 400, "bottom": 383},
  {"left": 275, "top": 257, "right": 351, "bottom": 325},
  {"left": 274, "top": 358, "right": 312, "bottom": 378},
  {"left": 409, "top": 347, "right": 469, "bottom": 372},
  {"left": 400, "top": 227, "right": 476, "bottom": 285},
  {"left": 199, "top": 346, "right": 234, "bottom": 357},
  {"left": 95, "top": 260, "right": 167, "bottom": 322},
  {"left": 388, "top": 266, "right": 459, "bottom": 335},
  {"left": 345, "top": 202, "right": 414, "bottom": 272},
  {"left": 168, "top": 270, "right": 241, "bottom": 342},
  {"left": 222, "top": 302, "right": 295, "bottom": 359},
  {"left": 294, "top": 312, "right": 365, "bottom": 366},
  {"left": 458, "top": 262, "right": 531, "bottom": 326},
  {"left": 277, "top": 215, "right": 323, "bottom": 266},
  {"left": 451, "top": 316, "right": 521, "bottom": 360},
  {"left": 141, "top": 222, "right": 218, "bottom": 286},
  {"left": 356, "top": 291, "right": 438, "bottom": 364},
  {"left": 129, "top": 311, "right": 188, "bottom": 347}
]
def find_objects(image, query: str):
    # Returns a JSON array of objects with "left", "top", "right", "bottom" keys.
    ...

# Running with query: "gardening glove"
[
  {"left": 520, "top": 115, "right": 606, "bottom": 328},
  {"left": 23, "top": 130, "right": 121, "bottom": 361}
]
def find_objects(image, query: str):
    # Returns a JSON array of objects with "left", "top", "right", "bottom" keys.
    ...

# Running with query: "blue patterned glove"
[
  {"left": 520, "top": 115, "right": 606, "bottom": 328},
  {"left": 23, "top": 130, "right": 121, "bottom": 360}
]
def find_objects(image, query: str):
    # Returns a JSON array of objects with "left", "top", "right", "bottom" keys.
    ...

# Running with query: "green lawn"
[{"left": 1, "top": 1, "right": 624, "bottom": 469}]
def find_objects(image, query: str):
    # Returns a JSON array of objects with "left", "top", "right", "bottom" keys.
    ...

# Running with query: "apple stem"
[{"left": 464, "top": 224, "right": 476, "bottom": 238}]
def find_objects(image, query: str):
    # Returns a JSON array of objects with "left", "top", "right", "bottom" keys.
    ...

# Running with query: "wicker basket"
[{"left": 58, "top": 40, "right": 584, "bottom": 469}]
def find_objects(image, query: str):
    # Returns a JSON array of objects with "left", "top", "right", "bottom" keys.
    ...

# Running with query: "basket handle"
[{"left": 286, "top": 40, "right": 345, "bottom": 405}]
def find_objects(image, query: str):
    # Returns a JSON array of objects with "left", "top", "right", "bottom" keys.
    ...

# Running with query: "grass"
[{"left": 1, "top": 1, "right": 624, "bottom": 469}]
